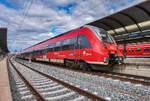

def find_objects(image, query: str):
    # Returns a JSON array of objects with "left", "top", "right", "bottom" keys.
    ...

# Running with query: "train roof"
[{"left": 23, "top": 26, "right": 84, "bottom": 52}]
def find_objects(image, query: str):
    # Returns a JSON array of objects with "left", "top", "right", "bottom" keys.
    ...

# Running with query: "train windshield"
[
  {"left": 89, "top": 26, "right": 114, "bottom": 44},
  {"left": 100, "top": 29, "right": 114, "bottom": 44}
]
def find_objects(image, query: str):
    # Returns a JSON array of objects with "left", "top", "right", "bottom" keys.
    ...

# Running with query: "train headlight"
[{"left": 104, "top": 57, "right": 109, "bottom": 63}]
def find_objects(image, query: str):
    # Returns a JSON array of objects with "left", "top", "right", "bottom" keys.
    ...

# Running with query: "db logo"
[{"left": 83, "top": 51, "right": 86, "bottom": 54}]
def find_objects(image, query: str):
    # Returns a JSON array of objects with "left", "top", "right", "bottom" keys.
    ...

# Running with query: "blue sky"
[
  {"left": 0, "top": 0, "right": 144, "bottom": 52},
  {"left": 0, "top": 0, "right": 15, "bottom": 8}
]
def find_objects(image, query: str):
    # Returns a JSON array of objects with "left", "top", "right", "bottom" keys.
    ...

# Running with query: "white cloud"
[{"left": 39, "top": 32, "right": 55, "bottom": 37}]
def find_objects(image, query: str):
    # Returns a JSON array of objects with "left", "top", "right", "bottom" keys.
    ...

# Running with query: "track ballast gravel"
[{"left": 15, "top": 58, "right": 150, "bottom": 101}]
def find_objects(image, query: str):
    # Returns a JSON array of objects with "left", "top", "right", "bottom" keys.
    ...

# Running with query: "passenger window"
[
  {"left": 144, "top": 48, "right": 150, "bottom": 52},
  {"left": 48, "top": 48, "right": 53, "bottom": 52},
  {"left": 46, "top": 43, "right": 56, "bottom": 48},
  {"left": 54, "top": 41, "right": 62, "bottom": 51},
  {"left": 69, "top": 37, "right": 76, "bottom": 49},
  {"left": 62, "top": 45, "right": 70, "bottom": 50},
  {"left": 62, "top": 37, "right": 77, "bottom": 50},
  {"left": 62, "top": 39, "right": 70, "bottom": 50},
  {"left": 51, "top": 43, "right": 56, "bottom": 47},
  {"left": 56, "top": 41, "right": 61, "bottom": 47},
  {"left": 136, "top": 48, "right": 141, "bottom": 52},
  {"left": 42, "top": 49, "right": 47, "bottom": 54},
  {"left": 78, "top": 34, "right": 92, "bottom": 49},
  {"left": 62, "top": 38, "right": 71, "bottom": 45},
  {"left": 54, "top": 47, "right": 61, "bottom": 51},
  {"left": 129, "top": 49, "right": 134, "bottom": 52}
]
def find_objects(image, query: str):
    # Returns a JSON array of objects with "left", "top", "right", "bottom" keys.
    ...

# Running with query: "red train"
[
  {"left": 18, "top": 25, "right": 123, "bottom": 71},
  {"left": 119, "top": 44, "right": 150, "bottom": 58}
]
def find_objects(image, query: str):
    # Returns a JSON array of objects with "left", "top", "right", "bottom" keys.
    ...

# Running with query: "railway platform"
[
  {"left": 113, "top": 58, "right": 150, "bottom": 77},
  {"left": 0, "top": 57, "right": 12, "bottom": 101}
]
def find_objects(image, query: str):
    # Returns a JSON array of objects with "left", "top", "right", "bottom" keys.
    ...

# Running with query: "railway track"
[
  {"left": 102, "top": 72, "right": 150, "bottom": 83},
  {"left": 15, "top": 58, "right": 150, "bottom": 101},
  {"left": 8, "top": 58, "right": 105, "bottom": 101}
]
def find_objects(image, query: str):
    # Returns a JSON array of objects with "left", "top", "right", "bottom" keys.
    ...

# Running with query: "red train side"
[
  {"left": 119, "top": 44, "right": 150, "bottom": 58},
  {"left": 19, "top": 25, "right": 123, "bottom": 71}
]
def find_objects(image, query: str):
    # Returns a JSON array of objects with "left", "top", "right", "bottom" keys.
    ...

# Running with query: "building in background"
[{"left": 0, "top": 28, "right": 9, "bottom": 59}]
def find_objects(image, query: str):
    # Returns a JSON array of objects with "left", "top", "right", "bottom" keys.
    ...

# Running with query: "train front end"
[{"left": 86, "top": 25, "right": 124, "bottom": 70}]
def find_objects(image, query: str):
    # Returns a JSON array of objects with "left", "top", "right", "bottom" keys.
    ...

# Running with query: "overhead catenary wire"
[{"left": 10, "top": 0, "right": 34, "bottom": 53}]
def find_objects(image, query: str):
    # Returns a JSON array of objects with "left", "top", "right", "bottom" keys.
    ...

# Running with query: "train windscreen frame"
[{"left": 88, "top": 25, "right": 114, "bottom": 44}]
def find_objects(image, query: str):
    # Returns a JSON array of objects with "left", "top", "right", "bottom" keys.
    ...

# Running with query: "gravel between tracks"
[{"left": 16, "top": 58, "right": 150, "bottom": 101}]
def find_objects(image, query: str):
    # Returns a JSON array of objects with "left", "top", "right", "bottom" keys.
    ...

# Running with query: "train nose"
[
  {"left": 108, "top": 47, "right": 117, "bottom": 54},
  {"left": 107, "top": 45, "right": 117, "bottom": 54},
  {"left": 104, "top": 43, "right": 117, "bottom": 54}
]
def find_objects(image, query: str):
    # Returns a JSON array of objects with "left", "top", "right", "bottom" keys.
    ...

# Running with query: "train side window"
[
  {"left": 48, "top": 48, "right": 53, "bottom": 52},
  {"left": 136, "top": 48, "right": 141, "bottom": 52},
  {"left": 56, "top": 41, "right": 61, "bottom": 47},
  {"left": 54, "top": 41, "right": 62, "bottom": 51},
  {"left": 62, "top": 39, "right": 70, "bottom": 50},
  {"left": 68, "top": 37, "right": 76, "bottom": 50},
  {"left": 54, "top": 46, "right": 61, "bottom": 51},
  {"left": 38, "top": 50, "right": 41, "bottom": 55},
  {"left": 46, "top": 43, "right": 55, "bottom": 52},
  {"left": 129, "top": 49, "right": 134, "bottom": 52},
  {"left": 47, "top": 44, "right": 52, "bottom": 48},
  {"left": 51, "top": 43, "right": 56, "bottom": 47},
  {"left": 33, "top": 51, "right": 35, "bottom": 56},
  {"left": 42, "top": 49, "right": 46, "bottom": 54},
  {"left": 41, "top": 50, "right": 43, "bottom": 55},
  {"left": 35, "top": 51, "right": 37, "bottom": 55},
  {"left": 62, "top": 38, "right": 71, "bottom": 45},
  {"left": 144, "top": 48, "right": 150, "bottom": 52},
  {"left": 40, "top": 50, "right": 43, "bottom": 55},
  {"left": 38, "top": 51, "right": 40, "bottom": 55},
  {"left": 62, "top": 37, "right": 77, "bottom": 50},
  {"left": 62, "top": 45, "right": 70, "bottom": 50},
  {"left": 78, "top": 34, "right": 92, "bottom": 49}
]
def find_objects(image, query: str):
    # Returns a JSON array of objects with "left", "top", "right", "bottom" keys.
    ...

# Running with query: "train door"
[
  {"left": 69, "top": 31, "right": 80, "bottom": 65},
  {"left": 76, "top": 34, "right": 82, "bottom": 61},
  {"left": 75, "top": 32, "right": 79, "bottom": 61},
  {"left": 43, "top": 54, "right": 46, "bottom": 61},
  {"left": 77, "top": 33, "right": 92, "bottom": 61},
  {"left": 43, "top": 49, "right": 47, "bottom": 61},
  {"left": 56, "top": 41, "right": 62, "bottom": 63}
]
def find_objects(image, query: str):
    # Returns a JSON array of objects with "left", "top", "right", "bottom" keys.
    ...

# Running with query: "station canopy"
[{"left": 87, "top": 0, "right": 150, "bottom": 45}]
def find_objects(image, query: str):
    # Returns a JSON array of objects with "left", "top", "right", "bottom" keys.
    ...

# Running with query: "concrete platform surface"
[
  {"left": 113, "top": 58, "right": 150, "bottom": 77},
  {"left": 0, "top": 57, "right": 12, "bottom": 101}
]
